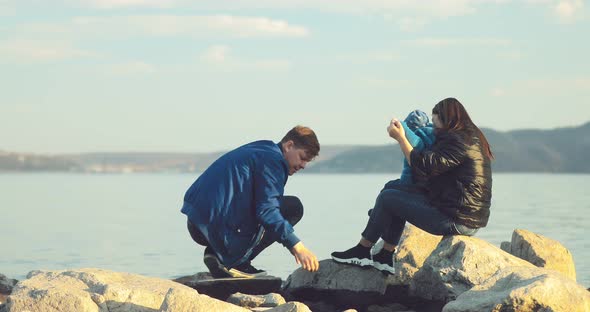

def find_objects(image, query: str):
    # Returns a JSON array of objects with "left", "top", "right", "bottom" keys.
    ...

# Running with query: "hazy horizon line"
[{"left": 2, "top": 120, "right": 588, "bottom": 156}]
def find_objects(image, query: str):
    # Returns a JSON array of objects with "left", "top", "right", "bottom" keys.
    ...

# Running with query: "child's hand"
[{"left": 387, "top": 118, "right": 405, "bottom": 141}]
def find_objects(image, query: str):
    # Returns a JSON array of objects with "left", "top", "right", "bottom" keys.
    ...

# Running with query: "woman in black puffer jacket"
[{"left": 331, "top": 98, "right": 493, "bottom": 275}]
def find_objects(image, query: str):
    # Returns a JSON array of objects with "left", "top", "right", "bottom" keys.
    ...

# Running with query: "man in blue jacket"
[{"left": 181, "top": 126, "right": 320, "bottom": 278}]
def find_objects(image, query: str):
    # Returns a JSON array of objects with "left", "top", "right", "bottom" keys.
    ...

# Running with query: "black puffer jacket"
[{"left": 410, "top": 127, "right": 492, "bottom": 228}]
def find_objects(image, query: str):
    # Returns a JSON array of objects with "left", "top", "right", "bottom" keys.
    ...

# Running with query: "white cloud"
[
  {"left": 523, "top": 78, "right": 590, "bottom": 91},
  {"left": 19, "top": 15, "right": 309, "bottom": 39},
  {"left": 498, "top": 77, "right": 590, "bottom": 97},
  {"left": 53, "top": 0, "right": 515, "bottom": 34},
  {"left": 476, "top": 78, "right": 590, "bottom": 103},
  {"left": 0, "top": 0, "right": 521, "bottom": 13},
  {"left": 335, "top": 51, "right": 400, "bottom": 64},
  {"left": 200, "top": 45, "right": 291, "bottom": 72},
  {"left": 406, "top": 37, "right": 511, "bottom": 47},
  {"left": 362, "top": 77, "right": 411, "bottom": 89},
  {"left": 250, "top": 59, "right": 291, "bottom": 71},
  {"left": 554, "top": 0, "right": 584, "bottom": 22},
  {"left": 497, "top": 51, "right": 524, "bottom": 60},
  {"left": 367, "top": 52, "right": 399, "bottom": 62},
  {"left": 396, "top": 17, "right": 429, "bottom": 32},
  {"left": 0, "top": 1, "right": 14, "bottom": 16},
  {"left": 82, "top": 0, "right": 177, "bottom": 9},
  {"left": 573, "top": 78, "right": 590, "bottom": 89},
  {"left": 378, "top": 1, "right": 499, "bottom": 32},
  {"left": 199, "top": 0, "right": 505, "bottom": 32},
  {"left": 199, "top": 15, "right": 308, "bottom": 38},
  {"left": 469, "top": 78, "right": 590, "bottom": 101},
  {"left": 71, "top": 0, "right": 496, "bottom": 17},
  {"left": 201, "top": 45, "right": 230, "bottom": 64},
  {"left": 107, "top": 61, "right": 157, "bottom": 75},
  {"left": 0, "top": 40, "right": 99, "bottom": 63},
  {"left": 525, "top": 0, "right": 585, "bottom": 23},
  {"left": 491, "top": 88, "right": 506, "bottom": 97},
  {"left": 27, "top": 0, "right": 577, "bottom": 35}
]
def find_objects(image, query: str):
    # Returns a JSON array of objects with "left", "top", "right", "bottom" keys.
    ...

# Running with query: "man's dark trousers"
[{"left": 187, "top": 195, "right": 304, "bottom": 263}]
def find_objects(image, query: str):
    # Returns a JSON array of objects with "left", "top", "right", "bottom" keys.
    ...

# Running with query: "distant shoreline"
[{"left": 2, "top": 121, "right": 590, "bottom": 174}]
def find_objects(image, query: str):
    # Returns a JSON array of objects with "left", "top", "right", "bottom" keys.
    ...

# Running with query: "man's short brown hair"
[{"left": 281, "top": 126, "right": 320, "bottom": 159}]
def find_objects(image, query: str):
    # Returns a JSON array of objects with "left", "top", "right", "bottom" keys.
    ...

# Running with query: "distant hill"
[
  {"left": 0, "top": 151, "right": 80, "bottom": 172},
  {"left": 306, "top": 122, "right": 590, "bottom": 173},
  {"left": 68, "top": 152, "right": 223, "bottom": 173},
  {"left": 1, "top": 122, "right": 589, "bottom": 173}
]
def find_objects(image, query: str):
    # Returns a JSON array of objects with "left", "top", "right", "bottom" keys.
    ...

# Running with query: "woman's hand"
[{"left": 387, "top": 118, "right": 405, "bottom": 142}]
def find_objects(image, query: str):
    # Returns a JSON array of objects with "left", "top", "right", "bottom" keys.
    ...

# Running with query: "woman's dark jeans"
[
  {"left": 362, "top": 180, "right": 477, "bottom": 245},
  {"left": 187, "top": 195, "right": 304, "bottom": 262}
]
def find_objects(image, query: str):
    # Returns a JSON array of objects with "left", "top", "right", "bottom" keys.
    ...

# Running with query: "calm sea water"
[{"left": 0, "top": 173, "right": 588, "bottom": 287}]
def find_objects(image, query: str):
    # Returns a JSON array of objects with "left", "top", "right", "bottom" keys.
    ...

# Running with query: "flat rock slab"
[
  {"left": 174, "top": 272, "right": 283, "bottom": 301},
  {"left": 283, "top": 260, "right": 416, "bottom": 307}
]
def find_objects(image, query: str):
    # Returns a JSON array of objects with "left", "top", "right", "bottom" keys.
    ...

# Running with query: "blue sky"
[{"left": 1, "top": 0, "right": 588, "bottom": 154}]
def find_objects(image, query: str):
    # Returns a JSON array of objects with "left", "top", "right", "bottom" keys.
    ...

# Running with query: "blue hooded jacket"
[
  {"left": 181, "top": 140, "right": 300, "bottom": 268},
  {"left": 400, "top": 110, "right": 435, "bottom": 184}
]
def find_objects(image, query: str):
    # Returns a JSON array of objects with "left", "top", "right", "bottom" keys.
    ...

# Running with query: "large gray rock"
[
  {"left": 4, "top": 268, "right": 217, "bottom": 312},
  {"left": 174, "top": 272, "right": 282, "bottom": 301},
  {"left": 285, "top": 259, "right": 394, "bottom": 294},
  {"left": 265, "top": 302, "right": 311, "bottom": 312},
  {"left": 227, "top": 292, "right": 285, "bottom": 308},
  {"left": 410, "top": 235, "right": 535, "bottom": 302},
  {"left": 506, "top": 229, "right": 577, "bottom": 281},
  {"left": 301, "top": 300, "right": 340, "bottom": 312},
  {"left": 500, "top": 241, "right": 511, "bottom": 253},
  {"left": 283, "top": 259, "right": 402, "bottom": 306},
  {"left": 393, "top": 225, "right": 443, "bottom": 285},
  {"left": 367, "top": 303, "right": 410, "bottom": 312},
  {"left": 442, "top": 266, "right": 590, "bottom": 312},
  {"left": 0, "top": 274, "right": 17, "bottom": 295},
  {"left": 159, "top": 288, "right": 248, "bottom": 312}
]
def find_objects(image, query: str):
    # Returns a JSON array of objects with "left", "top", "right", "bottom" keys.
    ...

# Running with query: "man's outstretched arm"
[{"left": 254, "top": 160, "right": 319, "bottom": 272}]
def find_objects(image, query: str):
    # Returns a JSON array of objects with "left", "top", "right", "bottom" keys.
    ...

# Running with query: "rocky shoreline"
[{"left": 1, "top": 227, "right": 589, "bottom": 312}]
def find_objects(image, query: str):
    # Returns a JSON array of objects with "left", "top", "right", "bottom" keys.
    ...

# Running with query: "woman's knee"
[
  {"left": 376, "top": 189, "right": 405, "bottom": 209},
  {"left": 369, "top": 190, "right": 400, "bottom": 219}
]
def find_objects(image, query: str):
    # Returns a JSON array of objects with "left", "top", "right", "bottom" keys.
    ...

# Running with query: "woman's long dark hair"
[{"left": 432, "top": 97, "right": 494, "bottom": 159}]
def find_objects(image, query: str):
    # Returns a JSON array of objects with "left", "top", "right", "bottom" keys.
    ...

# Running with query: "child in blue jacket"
[
  {"left": 398, "top": 110, "right": 435, "bottom": 184},
  {"left": 381, "top": 109, "right": 435, "bottom": 191}
]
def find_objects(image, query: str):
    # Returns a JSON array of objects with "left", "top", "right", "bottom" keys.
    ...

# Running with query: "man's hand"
[
  {"left": 290, "top": 242, "right": 319, "bottom": 272},
  {"left": 387, "top": 118, "right": 405, "bottom": 142}
]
